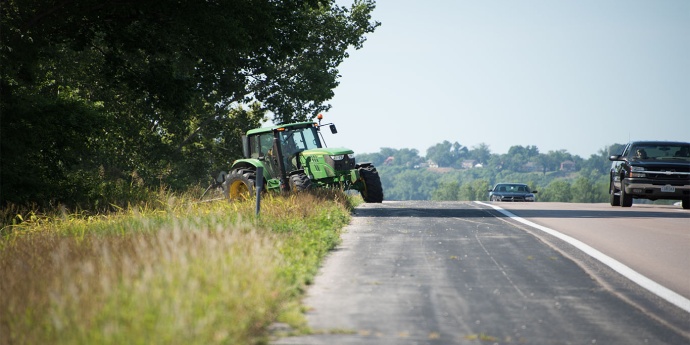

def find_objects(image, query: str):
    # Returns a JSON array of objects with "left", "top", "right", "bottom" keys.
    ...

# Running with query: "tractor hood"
[
  {"left": 301, "top": 147, "right": 354, "bottom": 156},
  {"left": 299, "top": 147, "right": 357, "bottom": 177}
]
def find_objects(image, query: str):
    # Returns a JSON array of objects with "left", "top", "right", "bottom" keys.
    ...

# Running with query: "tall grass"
[{"left": 0, "top": 190, "right": 354, "bottom": 345}]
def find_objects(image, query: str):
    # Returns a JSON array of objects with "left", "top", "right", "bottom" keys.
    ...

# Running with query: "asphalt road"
[
  {"left": 274, "top": 201, "right": 690, "bottom": 345},
  {"left": 487, "top": 202, "right": 690, "bottom": 301}
]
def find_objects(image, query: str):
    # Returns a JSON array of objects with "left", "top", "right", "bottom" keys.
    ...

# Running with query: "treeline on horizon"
[
  {"left": 356, "top": 140, "right": 630, "bottom": 203},
  {"left": 0, "top": 1, "right": 380, "bottom": 210}
]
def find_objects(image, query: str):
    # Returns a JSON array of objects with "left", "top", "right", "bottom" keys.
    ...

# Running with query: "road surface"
[
  {"left": 274, "top": 201, "right": 690, "bottom": 345},
  {"left": 493, "top": 202, "right": 690, "bottom": 300}
]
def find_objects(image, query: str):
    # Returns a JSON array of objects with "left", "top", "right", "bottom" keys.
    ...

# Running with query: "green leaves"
[
  {"left": 1, "top": 0, "right": 379, "bottom": 208},
  {"left": 252, "top": 1, "right": 381, "bottom": 123}
]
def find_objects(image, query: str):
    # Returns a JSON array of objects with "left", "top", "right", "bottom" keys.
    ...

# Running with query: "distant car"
[
  {"left": 608, "top": 141, "right": 690, "bottom": 209},
  {"left": 488, "top": 183, "right": 537, "bottom": 202}
]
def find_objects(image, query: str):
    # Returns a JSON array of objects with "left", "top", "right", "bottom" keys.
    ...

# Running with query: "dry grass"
[{"left": 0, "top": 189, "right": 353, "bottom": 345}]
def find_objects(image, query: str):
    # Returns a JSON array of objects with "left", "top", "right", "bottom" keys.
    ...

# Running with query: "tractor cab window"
[
  {"left": 279, "top": 126, "right": 321, "bottom": 152},
  {"left": 279, "top": 126, "right": 321, "bottom": 172},
  {"left": 248, "top": 133, "right": 280, "bottom": 178},
  {"left": 249, "top": 134, "right": 275, "bottom": 159}
]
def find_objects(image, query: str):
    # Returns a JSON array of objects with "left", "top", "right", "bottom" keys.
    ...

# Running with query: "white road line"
[{"left": 475, "top": 201, "right": 690, "bottom": 314}]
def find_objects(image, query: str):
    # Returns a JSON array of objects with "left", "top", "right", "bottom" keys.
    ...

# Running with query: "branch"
[
  {"left": 175, "top": 100, "right": 237, "bottom": 153},
  {"left": 22, "top": 0, "right": 134, "bottom": 31},
  {"left": 23, "top": 0, "right": 75, "bottom": 30}
]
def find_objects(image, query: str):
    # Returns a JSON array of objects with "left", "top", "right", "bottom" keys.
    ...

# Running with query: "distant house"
[
  {"left": 560, "top": 160, "right": 576, "bottom": 171},
  {"left": 427, "top": 160, "right": 439, "bottom": 168},
  {"left": 461, "top": 160, "right": 477, "bottom": 169},
  {"left": 383, "top": 156, "right": 395, "bottom": 165}
]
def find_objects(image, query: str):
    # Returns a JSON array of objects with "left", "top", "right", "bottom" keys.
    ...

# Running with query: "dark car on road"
[
  {"left": 609, "top": 141, "right": 690, "bottom": 209},
  {"left": 488, "top": 183, "right": 537, "bottom": 202}
]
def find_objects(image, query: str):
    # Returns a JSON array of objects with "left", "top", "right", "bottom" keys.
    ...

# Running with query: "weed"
[{"left": 0, "top": 189, "right": 352, "bottom": 345}]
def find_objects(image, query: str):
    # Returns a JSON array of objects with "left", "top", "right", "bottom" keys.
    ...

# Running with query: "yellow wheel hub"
[{"left": 229, "top": 180, "right": 250, "bottom": 199}]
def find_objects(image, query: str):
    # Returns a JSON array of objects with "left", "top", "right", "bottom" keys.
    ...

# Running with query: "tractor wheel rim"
[{"left": 230, "top": 181, "right": 249, "bottom": 199}]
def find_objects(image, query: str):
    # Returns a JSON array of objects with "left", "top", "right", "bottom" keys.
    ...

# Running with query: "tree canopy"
[{"left": 1, "top": 0, "right": 379, "bottom": 207}]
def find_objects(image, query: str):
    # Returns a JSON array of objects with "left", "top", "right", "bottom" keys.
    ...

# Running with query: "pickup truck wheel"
[
  {"left": 223, "top": 169, "right": 256, "bottom": 200},
  {"left": 609, "top": 181, "right": 620, "bottom": 206},
  {"left": 682, "top": 197, "right": 690, "bottom": 210},
  {"left": 619, "top": 179, "right": 633, "bottom": 207}
]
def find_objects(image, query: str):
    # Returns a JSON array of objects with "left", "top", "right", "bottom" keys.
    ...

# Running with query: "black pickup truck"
[{"left": 609, "top": 141, "right": 690, "bottom": 209}]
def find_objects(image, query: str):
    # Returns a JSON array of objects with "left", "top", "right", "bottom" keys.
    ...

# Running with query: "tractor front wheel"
[
  {"left": 289, "top": 172, "right": 313, "bottom": 192},
  {"left": 359, "top": 166, "right": 384, "bottom": 203},
  {"left": 223, "top": 169, "right": 256, "bottom": 200}
]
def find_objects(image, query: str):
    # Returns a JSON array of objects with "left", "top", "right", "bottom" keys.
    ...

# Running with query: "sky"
[{"left": 318, "top": 0, "right": 689, "bottom": 158}]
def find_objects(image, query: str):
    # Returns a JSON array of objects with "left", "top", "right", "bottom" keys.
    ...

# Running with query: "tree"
[
  {"left": 357, "top": 147, "right": 423, "bottom": 167},
  {"left": 571, "top": 176, "right": 597, "bottom": 203},
  {"left": 580, "top": 143, "right": 626, "bottom": 175},
  {"left": 468, "top": 143, "right": 491, "bottom": 165},
  {"left": 547, "top": 150, "right": 574, "bottom": 171},
  {"left": 432, "top": 182, "right": 460, "bottom": 201},
  {"left": 458, "top": 179, "right": 491, "bottom": 201},
  {"left": 500, "top": 145, "right": 540, "bottom": 172},
  {"left": 507, "top": 145, "right": 539, "bottom": 159},
  {"left": 426, "top": 141, "right": 455, "bottom": 167},
  {"left": 1, "top": 0, "right": 380, "bottom": 207},
  {"left": 533, "top": 154, "right": 553, "bottom": 175},
  {"left": 356, "top": 152, "right": 388, "bottom": 167},
  {"left": 540, "top": 180, "right": 572, "bottom": 202},
  {"left": 394, "top": 148, "right": 423, "bottom": 167},
  {"left": 384, "top": 169, "right": 438, "bottom": 200}
]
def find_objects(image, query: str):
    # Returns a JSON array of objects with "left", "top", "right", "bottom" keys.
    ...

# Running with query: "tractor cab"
[
  {"left": 243, "top": 122, "right": 323, "bottom": 178},
  {"left": 225, "top": 115, "right": 383, "bottom": 202}
]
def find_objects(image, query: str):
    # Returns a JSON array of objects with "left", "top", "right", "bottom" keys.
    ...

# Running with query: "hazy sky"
[{"left": 318, "top": 0, "right": 689, "bottom": 158}]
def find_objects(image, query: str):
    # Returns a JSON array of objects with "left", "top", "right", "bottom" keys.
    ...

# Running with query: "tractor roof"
[{"left": 246, "top": 121, "right": 316, "bottom": 136}]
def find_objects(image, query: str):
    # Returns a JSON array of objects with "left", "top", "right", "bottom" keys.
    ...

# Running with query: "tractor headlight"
[{"left": 330, "top": 154, "right": 354, "bottom": 161}]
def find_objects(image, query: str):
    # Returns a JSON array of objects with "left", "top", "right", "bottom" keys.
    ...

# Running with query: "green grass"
[{"left": 0, "top": 189, "right": 356, "bottom": 345}]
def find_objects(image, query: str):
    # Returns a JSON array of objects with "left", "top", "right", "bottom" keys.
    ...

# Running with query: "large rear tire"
[
  {"left": 223, "top": 169, "right": 256, "bottom": 200},
  {"left": 359, "top": 166, "right": 384, "bottom": 203},
  {"left": 682, "top": 197, "right": 690, "bottom": 210},
  {"left": 609, "top": 180, "right": 620, "bottom": 206},
  {"left": 620, "top": 179, "right": 633, "bottom": 207}
]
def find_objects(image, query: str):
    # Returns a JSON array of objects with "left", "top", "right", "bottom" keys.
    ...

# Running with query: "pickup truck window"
[{"left": 629, "top": 144, "right": 690, "bottom": 161}]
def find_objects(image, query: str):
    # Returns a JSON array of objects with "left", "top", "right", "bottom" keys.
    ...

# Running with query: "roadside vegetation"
[
  {"left": 0, "top": 189, "right": 355, "bottom": 345},
  {"left": 1, "top": 1, "right": 379, "bottom": 210}
]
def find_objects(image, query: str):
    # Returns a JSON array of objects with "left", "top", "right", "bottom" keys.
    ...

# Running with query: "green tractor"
[{"left": 223, "top": 115, "right": 384, "bottom": 202}]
